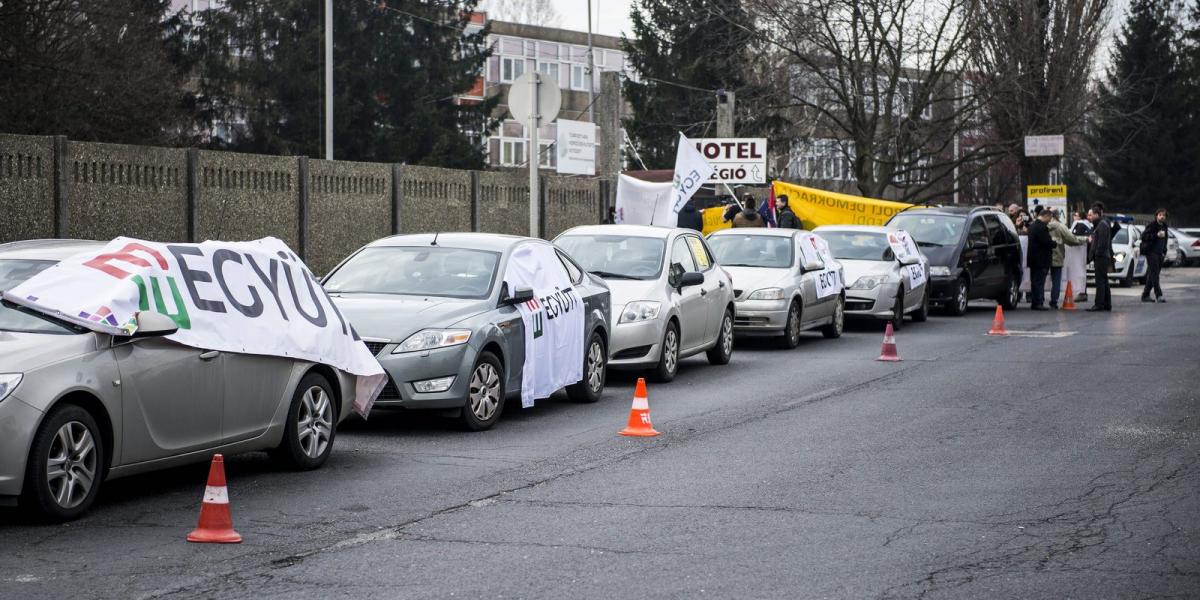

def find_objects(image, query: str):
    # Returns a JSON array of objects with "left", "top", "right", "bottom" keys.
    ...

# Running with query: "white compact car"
[
  {"left": 1171, "top": 228, "right": 1198, "bottom": 266},
  {"left": 555, "top": 225, "right": 735, "bottom": 383},
  {"left": 814, "top": 225, "right": 929, "bottom": 329}
]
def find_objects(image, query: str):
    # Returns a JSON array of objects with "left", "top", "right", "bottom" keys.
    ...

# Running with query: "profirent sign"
[
  {"left": 692, "top": 138, "right": 767, "bottom": 184},
  {"left": 1027, "top": 185, "right": 1067, "bottom": 216}
]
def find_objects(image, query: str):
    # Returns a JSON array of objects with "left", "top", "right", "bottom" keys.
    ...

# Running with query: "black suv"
[{"left": 886, "top": 206, "right": 1022, "bottom": 315}]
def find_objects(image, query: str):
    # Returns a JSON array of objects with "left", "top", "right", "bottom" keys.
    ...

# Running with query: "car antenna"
[
  {"left": 893, "top": 196, "right": 939, "bottom": 217},
  {"left": 431, "top": 232, "right": 439, "bottom": 246}
]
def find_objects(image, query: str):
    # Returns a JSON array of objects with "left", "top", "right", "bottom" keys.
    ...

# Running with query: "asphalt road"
[{"left": 3, "top": 269, "right": 1198, "bottom": 599}]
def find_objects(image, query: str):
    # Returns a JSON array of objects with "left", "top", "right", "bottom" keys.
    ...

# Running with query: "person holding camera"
[
  {"left": 1027, "top": 209, "right": 1057, "bottom": 310},
  {"left": 1140, "top": 208, "right": 1170, "bottom": 303}
]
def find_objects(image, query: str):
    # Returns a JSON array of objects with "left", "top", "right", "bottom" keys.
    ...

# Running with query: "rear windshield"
[
  {"left": 888, "top": 213, "right": 964, "bottom": 248},
  {"left": 0, "top": 259, "right": 83, "bottom": 334}
]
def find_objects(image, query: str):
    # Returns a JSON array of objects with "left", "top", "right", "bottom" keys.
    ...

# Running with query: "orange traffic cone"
[
  {"left": 987, "top": 305, "right": 1009, "bottom": 336},
  {"left": 877, "top": 322, "right": 901, "bottom": 362},
  {"left": 187, "top": 454, "right": 242, "bottom": 544},
  {"left": 618, "top": 378, "right": 660, "bottom": 437},
  {"left": 1062, "top": 281, "right": 1077, "bottom": 311}
]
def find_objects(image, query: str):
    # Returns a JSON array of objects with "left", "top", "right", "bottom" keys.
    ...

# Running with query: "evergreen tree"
[
  {"left": 622, "top": 0, "right": 778, "bottom": 168},
  {"left": 1175, "top": 0, "right": 1200, "bottom": 222},
  {"left": 1092, "top": 0, "right": 1185, "bottom": 215},
  {"left": 190, "top": 0, "right": 496, "bottom": 168}
]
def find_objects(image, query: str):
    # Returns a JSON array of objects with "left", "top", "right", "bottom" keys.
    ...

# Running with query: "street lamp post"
[{"left": 324, "top": 0, "right": 333, "bottom": 160}]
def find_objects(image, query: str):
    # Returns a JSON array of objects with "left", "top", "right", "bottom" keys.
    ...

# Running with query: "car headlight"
[
  {"left": 746, "top": 287, "right": 785, "bottom": 301},
  {"left": 849, "top": 275, "right": 888, "bottom": 290},
  {"left": 619, "top": 301, "right": 661, "bottom": 324},
  {"left": 0, "top": 373, "right": 22, "bottom": 403},
  {"left": 1115, "top": 252, "right": 1127, "bottom": 264},
  {"left": 928, "top": 266, "right": 952, "bottom": 277},
  {"left": 393, "top": 329, "right": 471, "bottom": 353}
]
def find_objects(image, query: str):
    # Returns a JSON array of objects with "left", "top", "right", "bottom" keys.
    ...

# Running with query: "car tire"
[
  {"left": 272, "top": 373, "right": 337, "bottom": 470},
  {"left": 912, "top": 286, "right": 929, "bottom": 322},
  {"left": 707, "top": 309, "right": 734, "bottom": 365},
  {"left": 821, "top": 296, "right": 845, "bottom": 339},
  {"left": 778, "top": 300, "right": 803, "bottom": 349},
  {"left": 651, "top": 321, "right": 680, "bottom": 383},
  {"left": 946, "top": 278, "right": 969, "bottom": 316},
  {"left": 21, "top": 404, "right": 106, "bottom": 522},
  {"left": 890, "top": 288, "right": 904, "bottom": 331},
  {"left": 460, "top": 352, "right": 505, "bottom": 431},
  {"left": 567, "top": 332, "right": 606, "bottom": 403},
  {"left": 997, "top": 275, "right": 1019, "bottom": 310}
]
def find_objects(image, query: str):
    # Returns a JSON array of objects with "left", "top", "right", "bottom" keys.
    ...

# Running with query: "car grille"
[
  {"left": 363, "top": 341, "right": 388, "bottom": 356},
  {"left": 613, "top": 345, "right": 652, "bottom": 360},
  {"left": 846, "top": 300, "right": 874, "bottom": 311},
  {"left": 735, "top": 316, "right": 770, "bottom": 326},
  {"left": 377, "top": 378, "right": 402, "bottom": 401}
]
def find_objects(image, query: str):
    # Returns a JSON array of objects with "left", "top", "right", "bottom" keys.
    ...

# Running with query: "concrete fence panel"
[
  {"left": 398, "top": 166, "right": 472, "bottom": 233},
  {"left": 0, "top": 134, "right": 55, "bottom": 243},
  {"left": 544, "top": 176, "right": 600, "bottom": 239},
  {"left": 66, "top": 141, "right": 187, "bottom": 243},
  {"left": 478, "top": 170, "right": 530, "bottom": 237},
  {"left": 307, "top": 159, "right": 392, "bottom": 275},
  {"left": 197, "top": 150, "right": 299, "bottom": 249}
]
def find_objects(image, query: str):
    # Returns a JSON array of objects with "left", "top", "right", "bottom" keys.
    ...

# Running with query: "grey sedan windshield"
[
  {"left": 323, "top": 246, "right": 500, "bottom": 299},
  {"left": 0, "top": 259, "right": 77, "bottom": 334},
  {"left": 708, "top": 235, "right": 794, "bottom": 268},
  {"left": 821, "top": 231, "right": 895, "bottom": 262}
]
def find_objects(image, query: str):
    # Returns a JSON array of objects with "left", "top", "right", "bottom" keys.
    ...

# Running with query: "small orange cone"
[
  {"left": 877, "top": 322, "right": 901, "bottom": 361},
  {"left": 1062, "top": 281, "right": 1077, "bottom": 311},
  {"left": 618, "top": 378, "right": 660, "bottom": 437},
  {"left": 187, "top": 454, "right": 242, "bottom": 544},
  {"left": 987, "top": 305, "right": 1009, "bottom": 336}
]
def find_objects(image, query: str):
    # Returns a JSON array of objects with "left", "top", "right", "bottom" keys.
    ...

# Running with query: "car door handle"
[
  {"left": 199, "top": 350, "right": 221, "bottom": 361},
  {"left": 718, "top": 281, "right": 725, "bottom": 288},
  {"left": 700, "top": 289, "right": 708, "bottom": 296}
]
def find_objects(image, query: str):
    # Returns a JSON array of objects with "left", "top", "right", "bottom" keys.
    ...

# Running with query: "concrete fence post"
[
  {"left": 538, "top": 175, "right": 548, "bottom": 239},
  {"left": 186, "top": 148, "right": 199, "bottom": 242},
  {"left": 52, "top": 135, "right": 69, "bottom": 238},
  {"left": 297, "top": 156, "right": 310, "bottom": 259},
  {"left": 470, "top": 170, "right": 481, "bottom": 232},
  {"left": 391, "top": 164, "right": 403, "bottom": 234}
]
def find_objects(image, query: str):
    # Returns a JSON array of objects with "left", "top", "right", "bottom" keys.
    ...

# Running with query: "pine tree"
[
  {"left": 190, "top": 0, "right": 496, "bottom": 168},
  {"left": 622, "top": 0, "right": 778, "bottom": 168},
  {"left": 1175, "top": 0, "right": 1200, "bottom": 222},
  {"left": 1092, "top": 0, "right": 1185, "bottom": 215}
]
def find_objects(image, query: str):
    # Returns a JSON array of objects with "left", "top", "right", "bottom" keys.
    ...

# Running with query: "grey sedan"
[
  {"left": 0, "top": 240, "right": 358, "bottom": 521},
  {"left": 324, "top": 233, "right": 611, "bottom": 431},
  {"left": 814, "top": 225, "right": 929, "bottom": 329},
  {"left": 706, "top": 228, "right": 845, "bottom": 348}
]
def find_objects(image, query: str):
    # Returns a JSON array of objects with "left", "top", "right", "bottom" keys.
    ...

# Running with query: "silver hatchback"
[{"left": 0, "top": 240, "right": 357, "bottom": 521}]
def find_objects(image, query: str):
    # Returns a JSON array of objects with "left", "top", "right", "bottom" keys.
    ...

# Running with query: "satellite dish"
[{"left": 508, "top": 72, "right": 562, "bottom": 127}]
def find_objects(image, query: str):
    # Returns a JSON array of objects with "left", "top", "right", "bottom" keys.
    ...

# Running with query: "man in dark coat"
[
  {"left": 1086, "top": 205, "right": 1113, "bottom": 311},
  {"left": 677, "top": 202, "right": 704, "bottom": 232},
  {"left": 1140, "top": 208, "right": 1169, "bottom": 302},
  {"left": 775, "top": 194, "right": 802, "bottom": 229},
  {"left": 732, "top": 197, "right": 766, "bottom": 227},
  {"left": 1027, "top": 209, "right": 1056, "bottom": 310}
]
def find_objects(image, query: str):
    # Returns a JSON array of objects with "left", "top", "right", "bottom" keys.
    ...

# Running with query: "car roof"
[
  {"left": 812, "top": 225, "right": 890, "bottom": 234},
  {"left": 558, "top": 224, "right": 689, "bottom": 239},
  {"left": 708, "top": 227, "right": 800, "bottom": 239},
  {"left": 0, "top": 239, "right": 106, "bottom": 262},
  {"left": 365, "top": 232, "right": 535, "bottom": 252},
  {"left": 892, "top": 206, "right": 1003, "bottom": 218}
]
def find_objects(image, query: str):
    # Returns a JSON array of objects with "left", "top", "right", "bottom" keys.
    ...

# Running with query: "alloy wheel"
[
  {"left": 470, "top": 363, "right": 501, "bottom": 421},
  {"left": 834, "top": 298, "right": 845, "bottom": 336},
  {"left": 45, "top": 421, "right": 98, "bottom": 509},
  {"left": 957, "top": 282, "right": 968, "bottom": 313},
  {"left": 720, "top": 313, "right": 734, "bottom": 356},
  {"left": 297, "top": 386, "right": 333, "bottom": 459},
  {"left": 788, "top": 304, "right": 801, "bottom": 345},
  {"left": 664, "top": 328, "right": 678, "bottom": 374},
  {"left": 586, "top": 340, "right": 605, "bottom": 393}
]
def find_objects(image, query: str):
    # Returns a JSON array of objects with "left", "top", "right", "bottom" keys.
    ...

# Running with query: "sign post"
[
  {"left": 691, "top": 138, "right": 767, "bottom": 184},
  {"left": 509, "top": 73, "right": 562, "bottom": 237}
]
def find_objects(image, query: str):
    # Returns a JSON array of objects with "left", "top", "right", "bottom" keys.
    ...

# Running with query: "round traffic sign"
[{"left": 508, "top": 72, "right": 562, "bottom": 126}]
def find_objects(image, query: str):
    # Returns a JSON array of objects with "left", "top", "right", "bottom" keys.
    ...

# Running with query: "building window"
[
  {"left": 571, "top": 64, "right": 588, "bottom": 90},
  {"left": 538, "top": 61, "right": 559, "bottom": 81},
  {"left": 538, "top": 142, "right": 556, "bottom": 169},
  {"left": 501, "top": 139, "right": 526, "bottom": 166},
  {"left": 501, "top": 57, "right": 525, "bottom": 82}
]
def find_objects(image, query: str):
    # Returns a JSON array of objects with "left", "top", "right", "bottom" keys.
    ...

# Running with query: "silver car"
[
  {"left": 0, "top": 240, "right": 357, "bottom": 521},
  {"left": 555, "top": 225, "right": 734, "bottom": 383},
  {"left": 815, "top": 225, "right": 930, "bottom": 329},
  {"left": 324, "top": 233, "right": 611, "bottom": 431},
  {"left": 707, "top": 228, "right": 845, "bottom": 348}
]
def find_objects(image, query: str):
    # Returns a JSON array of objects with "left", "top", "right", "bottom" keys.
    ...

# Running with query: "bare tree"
[
  {"left": 731, "top": 0, "right": 998, "bottom": 202},
  {"left": 481, "top": 0, "right": 562, "bottom": 27}
]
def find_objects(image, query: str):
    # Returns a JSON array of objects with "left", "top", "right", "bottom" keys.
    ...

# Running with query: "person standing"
[
  {"left": 1047, "top": 210, "right": 1083, "bottom": 308},
  {"left": 1027, "top": 209, "right": 1056, "bottom": 310},
  {"left": 775, "top": 194, "right": 802, "bottom": 229},
  {"left": 1070, "top": 211, "right": 1093, "bottom": 302},
  {"left": 1086, "top": 205, "right": 1113, "bottom": 311},
  {"left": 677, "top": 201, "right": 704, "bottom": 232},
  {"left": 1140, "top": 208, "right": 1170, "bottom": 303},
  {"left": 732, "top": 197, "right": 766, "bottom": 227}
]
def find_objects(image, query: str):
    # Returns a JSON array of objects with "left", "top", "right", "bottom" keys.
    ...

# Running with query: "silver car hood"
[
  {"left": 602, "top": 279, "right": 664, "bottom": 306},
  {"left": 330, "top": 294, "right": 489, "bottom": 343},
  {"left": 839, "top": 260, "right": 895, "bottom": 284},
  {"left": 723, "top": 266, "right": 792, "bottom": 294},
  {"left": 0, "top": 330, "right": 100, "bottom": 373}
]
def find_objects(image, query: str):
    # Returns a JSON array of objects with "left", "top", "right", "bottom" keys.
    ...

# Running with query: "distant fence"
[{"left": 0, "top": 133, "right": 609, "bottom": 274}]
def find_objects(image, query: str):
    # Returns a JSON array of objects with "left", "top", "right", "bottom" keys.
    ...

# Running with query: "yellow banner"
[
  {"left": 701, "top": 206, "right": 733, "bottom": 235},
  {"left": 1026, "top": 185, "right": 1066, "bottom": 198},
  {"left": 772, "top": 181, "right": 912, "bottom": 230}
]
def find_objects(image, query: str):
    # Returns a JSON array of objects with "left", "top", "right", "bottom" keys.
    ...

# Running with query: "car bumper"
[
  {"left": 733, "top": 299, "right": 788, "bottom": 334},
  {"left": 845, "top": 282, "right": 900, "bottom": 319},
  {"left": 0, "top": 395, "right": 44, "bottom": 498},
  {"left": 373, "top": 343, "right": 477, "bottom": 411},
  {"left": 928, "top": 276, "right": 958, "bottom": 304},
  {"left": 609, "top": 318, "right": 667, "bottom": 369}
]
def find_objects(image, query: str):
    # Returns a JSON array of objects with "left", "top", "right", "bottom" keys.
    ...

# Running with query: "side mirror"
[
  {"left": 678, "top": 272, "right": 705, "bottom": 288},
  {"left": 801, "top": 260, "right": 824, "bottom": 273},
  {"left": 132, "top": 311, "right": 178, "bottom": 338},
  {"left": 899, "top": 254, "right": 920, "bottom": 266},
  {"left": 505, "top": 286, "right": 535, "bottom": 305},
  {"left": 970, "top": 240, "right": 989, "bottom": 252}
]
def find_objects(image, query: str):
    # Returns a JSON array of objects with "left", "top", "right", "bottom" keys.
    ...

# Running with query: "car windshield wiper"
[
  {"left": 916, "top": 241, "right": 945, "bottom": 247},
  {"left": 720, "top": 263, "right": 768, "bottom": 268},
  {"left": 588, "top": 270, "right": 641, "bottom": 280}
]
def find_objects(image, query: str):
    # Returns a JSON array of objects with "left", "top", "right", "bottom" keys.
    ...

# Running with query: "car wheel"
[
  {"left": 912, "top": 285, "right": 929, "bottom": 322},
  {"left": 821, "top": 296, "right": 845, "bottom": 339},
  {"left": 998, "top": 275, "right": 1019, "bottom": 310},
  {"left": 652, "top": 322, "right": 680, "bottom": 383},
  {"left": 272, "top": 373, "right": 337, "bottom": 470},
  {"left": 777, "top": 300, "right": 803, "bottom": 349},
  {"left": 707, "top": 309, "right": 734, "bottom": 365},
  {"left": 22, "top": 404, "right": 105, "bottom": 521},
  {"left": 567, "top": 332, "right": 606, "bottom": 403},
  {"left": 890, "top": 288, "right": 904, "bottom": 331},
  {"left": 460, "top": 352, "right": 504, "bottom": 431},
  {"left": 946, "top": 278, "right": 969, "bottom": 316}
]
